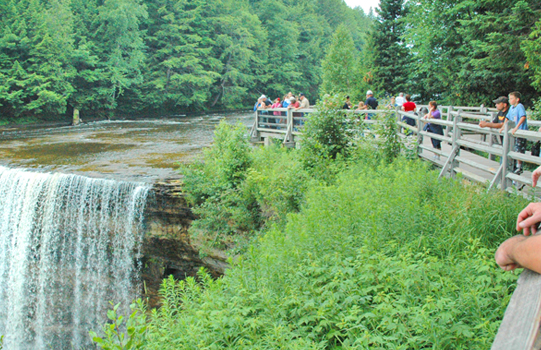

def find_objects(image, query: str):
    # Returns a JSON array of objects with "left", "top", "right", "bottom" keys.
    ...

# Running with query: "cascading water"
[{"left": 0, "top": 166, "right": 150, "bottom": 350}]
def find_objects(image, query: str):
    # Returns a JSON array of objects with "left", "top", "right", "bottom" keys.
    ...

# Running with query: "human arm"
[
  {"left": 479, "top": 120, "right": 503, "bottom": 128},
  {"left": 512, "top": 116, "right": 527, "bottom": 135},
  {"left": 495, "top": 234, "right": 541, "bottom": 273},
  {"left": 516, "top": 202, "right": 541, "bottom": 236},
  {"left": 498, "top": 118, "right": 508, "bottom": 133},
  {"left": 532, "top": 166, "right": 541, "bottom": 187}
]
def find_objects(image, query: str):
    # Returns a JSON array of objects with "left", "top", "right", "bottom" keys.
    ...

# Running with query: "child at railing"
[{"left": 499, "top": 91, "right": 528, "bottom": 174}]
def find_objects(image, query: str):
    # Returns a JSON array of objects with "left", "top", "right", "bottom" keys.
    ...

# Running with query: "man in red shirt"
[{"left": 401, "top": 94, "right": 417, "bottom": 127}]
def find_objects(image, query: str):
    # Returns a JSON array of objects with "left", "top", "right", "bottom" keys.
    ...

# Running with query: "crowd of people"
[
  {"left": 254, "top": 92, "right": 310, "bottom": 112},
  {"left": 253, "top": 89, "right": 541, "bottom": 276}
]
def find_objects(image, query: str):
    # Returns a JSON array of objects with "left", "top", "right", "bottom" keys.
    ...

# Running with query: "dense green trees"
[
  {"left": 370, "top": 0, "right": 410, "bottom": 95},
  {"left": 376, "top": 0, "right": 541, "bottom": 105},
  {"left": 0, "top": 0, "right": 373, "bottom": 122},
  {"left": 1, "top": 0, "right": 541, "bottom": 122}
]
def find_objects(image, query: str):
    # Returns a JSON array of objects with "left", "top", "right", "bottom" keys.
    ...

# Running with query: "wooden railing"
[{"left": 250, "top": 105, "right": 541, "bottom": 349}]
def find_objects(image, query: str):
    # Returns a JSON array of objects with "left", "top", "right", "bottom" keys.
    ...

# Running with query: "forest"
[{"left": 0, "top": 0, "right": 540, "bottom": 122}]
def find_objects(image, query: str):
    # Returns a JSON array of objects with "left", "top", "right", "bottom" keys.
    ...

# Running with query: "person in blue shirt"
[{"left": 500, "top": 91, "right": 527, "bottom": 173}]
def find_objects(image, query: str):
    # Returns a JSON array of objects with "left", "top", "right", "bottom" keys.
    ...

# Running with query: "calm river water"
[{"left": 0, "top": 112, "right": 254, "bottom": 182}]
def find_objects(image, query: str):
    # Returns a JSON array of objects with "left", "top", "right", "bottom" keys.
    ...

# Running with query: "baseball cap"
[
  {"left": 493, "top": 96, "right": 508, "bottom": 104},
  {"left": 259, "top": 94, "right": 266, "bottom": 99},
  {"left": 366, "top": 90, "right": 373, "bottom": 95}
]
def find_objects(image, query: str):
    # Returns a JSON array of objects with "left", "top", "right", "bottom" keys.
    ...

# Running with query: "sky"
[{"left": 343, "top": 0, "right": 380, "bottom": 14}]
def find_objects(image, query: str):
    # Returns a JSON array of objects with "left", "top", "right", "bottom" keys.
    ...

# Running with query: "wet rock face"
[{"left": 141, "top": 180, "right": 228, "bottom": 307}]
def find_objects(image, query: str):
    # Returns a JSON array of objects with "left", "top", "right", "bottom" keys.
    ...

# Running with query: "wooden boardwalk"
[{"left": 251, "top": 105, "right": 541, "bottom": 349}]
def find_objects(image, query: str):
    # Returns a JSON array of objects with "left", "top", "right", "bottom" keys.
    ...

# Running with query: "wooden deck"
[{"left": 250, "top": 105, "right": 541, "bottom": 349}]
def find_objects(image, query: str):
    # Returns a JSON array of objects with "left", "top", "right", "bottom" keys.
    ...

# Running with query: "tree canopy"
[
  {"left": 1, "top": 0, "right": 541, "bottom": 122},
  {"left": 0, "top": 0, "right": 373, "bottom": 121}
]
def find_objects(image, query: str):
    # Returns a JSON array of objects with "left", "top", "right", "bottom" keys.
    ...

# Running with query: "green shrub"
[
  {"left": 89, "top": 300, "right": 147, "bottom": 350},
  {"left": 117, "top": 156, "right": 526, "bottom": 349},
  {"left": 244, "top": 144, "right": 312, "bottom": 225},
  {"left": 300, "top": 94, "right": 360, "bottom": 182},
  {"left": 180, "top": 120, "right": 258, "bottom": 251}
]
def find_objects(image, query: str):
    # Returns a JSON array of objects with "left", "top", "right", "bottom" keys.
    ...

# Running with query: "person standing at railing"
[
  {"left": 422, "top": 101, "right": 444, "bottom": 160},
  {"left": 396, "top": 92, "right": 406, "bottom": 107},
  {"left": 479, "top": 96, "right": 509, "bottom": 144},
  {"left": 401, "top": 94, "right": 417, "bottom": 127},
  {"left": 363, "top": 90, "right": 378, "bottom": 120},
  {"left": 297, "top": 93, "right": 310, "bottom": 110},
  {"left": 499, "top": 91, "right": 528, "bottom": 174},
  {"left": 271, "top": 98, "right": 282, "bottom": 115}
]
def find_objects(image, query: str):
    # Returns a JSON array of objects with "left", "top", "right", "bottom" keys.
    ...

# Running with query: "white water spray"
[{"left": 0, "top": 166, "right": 149, "bottom": 349}]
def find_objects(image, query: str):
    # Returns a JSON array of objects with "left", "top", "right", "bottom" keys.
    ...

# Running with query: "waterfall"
[{"left": 0, "top": 166, "right": 150, "bottom": 350}]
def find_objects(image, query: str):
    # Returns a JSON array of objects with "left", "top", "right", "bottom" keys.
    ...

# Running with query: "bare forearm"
[{"left": 499, "top": 235, "right": 541, "bottom": 273}]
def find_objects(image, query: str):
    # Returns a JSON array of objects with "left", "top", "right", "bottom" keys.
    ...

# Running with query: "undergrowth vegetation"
[{"left": 93, "top": 103, "right": 529, "bottom": 349}]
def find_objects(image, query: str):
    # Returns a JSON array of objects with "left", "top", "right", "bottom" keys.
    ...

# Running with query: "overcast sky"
[{"left": 343, "top": 0, "right": 380, "bottom": 14}]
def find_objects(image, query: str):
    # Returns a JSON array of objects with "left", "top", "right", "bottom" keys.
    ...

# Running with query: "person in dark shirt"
[
  {"left": 479, "top": 96, "right": 509, "bottom": 144},
  {"left": 364, "top": 90, "right": 378, "bottom": 119}
]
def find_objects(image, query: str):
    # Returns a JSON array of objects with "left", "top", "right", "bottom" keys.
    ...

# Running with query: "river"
[{"left": 0, "top": 112, "right": 254, "bottom": 182}]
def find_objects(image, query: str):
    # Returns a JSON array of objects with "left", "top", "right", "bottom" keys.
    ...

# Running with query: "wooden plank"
[
  {"left": 457, "top": 122, "right": 502, "bottom": 135},
  {"left": 453, "top": 168, "right": 490, "bottom": 185},
  {"left": 456, "top": 139, "right": 503, "bottom": 156},
  {"left": 418, "top": 131, "right": 452, "bottom": 143},
  {"left": 492, "top": 269, "right": 541, "bottom": 350},
  {"left": 396, "top": 121, "right": 419, "bottom": 133},
  {"left": 488, "top": 164, "right": 504, "bottom": 190},
  {"left": 506, "top": 172, "right": 538, "bottom": 187},
  {"left": 419, "top": 145, "right": 449, "bottom": 158},
  {"left": 258, "top": 129, "right": 287, "bottom": 135},
  {"left": 418, "top": 118, "right": 453, "bottom": 127},
  {"left": 454, "top": 155, "right": 499, "bottom": 175},
  {"left": 438, "top": 145, "right": 459, "bottom": 179},
  {"left": 508, "top": 152, "right": 541, "bottom": 166},
  {"left": 513, "top": 130, "right": 541, "bottom": 142}
]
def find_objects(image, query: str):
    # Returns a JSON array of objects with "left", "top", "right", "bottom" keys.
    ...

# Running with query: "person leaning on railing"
[
  {"left": 479, "top": 96, "right": 509, "bottom": 144},
  {"left": 495, "top": 166, "right": 541, "bottom": 274}
]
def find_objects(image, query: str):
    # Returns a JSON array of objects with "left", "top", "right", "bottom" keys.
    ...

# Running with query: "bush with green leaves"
[
  {"left": 104, "top": 155, "right": 527, "bottom": 349},
  {"left": 180, "top": 120, "right": 258, "bottom": 250},
  {"left": 300, "top": 94, "right": 361, "bottom": 182},
  {"left": 89, "top": 300, "right": 147, "bottom": 350},
  {"left": 370, "top": 111, "right": 401, "bottom": 162}
]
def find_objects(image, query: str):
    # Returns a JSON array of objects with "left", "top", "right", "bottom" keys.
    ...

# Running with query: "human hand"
[
  {"left": 517, "top": 202, "right": 541, "bottom": 236},
  {"left": 512, "top": 127, "right": 518, "bottom": 135},
  {"left": 479, "top": 121, "right": 486, "bottom": 128},
  {"left": 533, "top": 166, "right": 541, "bottom": 187},
  {"left": 495, "top": 235, "right": 526, "bottom": 271}
]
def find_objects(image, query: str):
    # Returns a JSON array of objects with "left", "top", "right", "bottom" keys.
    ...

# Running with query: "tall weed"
[{"left": 112, "top": 156, "right": 526, "bottom": 349}]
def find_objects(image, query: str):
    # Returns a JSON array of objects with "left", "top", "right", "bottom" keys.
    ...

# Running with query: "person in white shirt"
[{"left": 395, "top": 92, "right": 406, "bottom": 107}]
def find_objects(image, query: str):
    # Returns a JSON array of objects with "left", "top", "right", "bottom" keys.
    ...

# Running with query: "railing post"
[
  {"left": 488, "top": 112, "right": 497, "bottom": 161},
  {"left": 287, "top": 108, "right": 293, "bottom": 140},
  {"left": 416, "top": 111, "right": 423, "bottom": 158},
  {"left": 450, "top": 110, "right": 462, "bottom": 178},
  {"left": 501, "top": 121, "right": 512, "bottom": 190},
  {"left": 250, "top": 109, "right": 260, "bottom": 142},
  {"left": 445, "top": 105, "right": 453, "bottom": 140}
]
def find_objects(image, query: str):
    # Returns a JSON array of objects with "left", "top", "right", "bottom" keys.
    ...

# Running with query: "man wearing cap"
[
  {"left": 479, "top": 96, "right": 509, "bottom": 144},
  {"left": 363, "top": 90, "right": 378, "bottom": 119},
  {"left": 296, "top": 93, "right": 310, "bottom": 110}
]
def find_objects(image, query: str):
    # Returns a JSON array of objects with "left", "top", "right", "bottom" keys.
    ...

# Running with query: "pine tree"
[
  {"left": 141, "top": 0, "right": 223, "bottom": 113},
  {"left": 370, "top": 0, "right": 410, "bottom": 96},
  {"left": 320, "top": 25, "right": 359, "bottom": 98}
]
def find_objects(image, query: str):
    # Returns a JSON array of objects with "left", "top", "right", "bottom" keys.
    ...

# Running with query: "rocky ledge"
[{"left": 141, "top": 180, "right": 229, "bottom": 307}]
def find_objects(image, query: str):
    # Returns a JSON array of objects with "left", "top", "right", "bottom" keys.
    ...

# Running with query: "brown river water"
[{"left": 0, "top": 112, "right": 254, "bottom": 183}]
